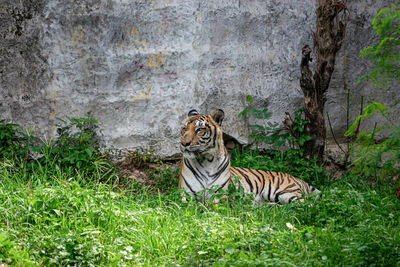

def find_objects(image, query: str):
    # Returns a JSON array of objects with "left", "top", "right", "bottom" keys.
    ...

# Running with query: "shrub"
[
  {"left": 347, "top": 3, "right": 400, "bottom": 181},
  {"left": 357, "top": 2, "right": 400, "bottom": 90},
  {"left": 0, "top": 117, "right": 116, "bottom": 183},
  {"left": 37, "top": 117, "right": 116, "bottom": 182},
  {"left": 345, "top": 102, "right": 400, "bottom": 180},
  {"left": 239, "top": 95, "right": 311, "bottom": 150},
  {"left": 0, "top": 120, "right": 35, "bottom": 161}
]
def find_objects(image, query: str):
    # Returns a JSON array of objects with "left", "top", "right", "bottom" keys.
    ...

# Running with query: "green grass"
[{"left": 1, "top": 156, "right": 399, "bottom": 266}]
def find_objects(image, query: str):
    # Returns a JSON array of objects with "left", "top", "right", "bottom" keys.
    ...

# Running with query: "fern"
[{"left": 357, "top": 2, "right": 400, "bottom": 90}]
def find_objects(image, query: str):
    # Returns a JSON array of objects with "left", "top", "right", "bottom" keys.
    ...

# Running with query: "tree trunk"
[
  {"left": 296, "top": 0, "right": 349, "bottom": 163},
  {"left": 300, "top": 45, "right": 327, "bottom": 162}
]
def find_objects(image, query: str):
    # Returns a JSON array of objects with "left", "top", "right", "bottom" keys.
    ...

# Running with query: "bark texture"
[{"left": 292, "top": 0, "right": 349, "bottom": 162}]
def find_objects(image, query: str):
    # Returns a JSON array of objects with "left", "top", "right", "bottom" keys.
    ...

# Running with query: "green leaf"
[{"left": 345, "top": 102, "right": 388, "bottom": 136}]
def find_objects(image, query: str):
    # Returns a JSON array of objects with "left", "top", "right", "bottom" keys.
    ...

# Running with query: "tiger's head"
[{"left": 180, "top": 109, "right": 225, "bottom": 159}]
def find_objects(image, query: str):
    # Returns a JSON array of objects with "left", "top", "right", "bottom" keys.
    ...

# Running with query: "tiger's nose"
[{"left": 181, "top": 134, "right": 191, "bottom": 147}]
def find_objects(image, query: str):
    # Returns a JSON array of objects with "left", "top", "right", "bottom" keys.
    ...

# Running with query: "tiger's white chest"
[{"left": 181, "top": 152, "right": 231, "bottom": 198}]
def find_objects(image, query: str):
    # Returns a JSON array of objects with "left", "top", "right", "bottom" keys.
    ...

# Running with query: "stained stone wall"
[{"left": 0, "top": 0, "right": 398, "bottom": 157}]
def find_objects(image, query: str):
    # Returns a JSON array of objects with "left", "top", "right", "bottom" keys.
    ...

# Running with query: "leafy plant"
[
  {"left": 53, "top": 117, "right": 100, "bottom": 167},
  {"left": 238, "top": 95, "right": 282, "bottom": 147},
  {"left": 0, "top": 116, "right": 116, "bottom": 182},
  {"left": 346, "top": 3, "right": 400, "bottom": 181},
  {"left": 237, "top": 95, "right": 323, "bottom": 183},
  {"left": 357, "top": 2, "right": 400, "bottom": 90},
  {"left": 0, "top": 120, "right": 35, "bottom": 160},
  {"left": 38, "top": 117, "right": 116, "bottom": 181},
  {"left": 239, "top": 95, "right": 311, "bottom": 149},
  {"left": 284, "top": 108, "right": 313, "bottom": 148},
  {"left": 345, "top": 102, "right": 400, "bottom": 179}
]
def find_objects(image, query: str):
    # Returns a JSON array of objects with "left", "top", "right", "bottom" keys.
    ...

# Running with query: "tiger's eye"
[
  {"left": 181, "top": 126, "right": 187, "bottom": 134},
  {"left": 195, "top": 128, "right": 204, "bottom": 134}
]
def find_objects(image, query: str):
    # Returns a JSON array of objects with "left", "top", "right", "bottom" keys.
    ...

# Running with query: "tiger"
[{"left": 178, "top": 109, "right": 320, "bottom": 203}]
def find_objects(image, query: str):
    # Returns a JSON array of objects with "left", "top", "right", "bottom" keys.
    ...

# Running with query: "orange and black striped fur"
[{"left": 179, "top": 109, "right": 320, "bottom": 203}]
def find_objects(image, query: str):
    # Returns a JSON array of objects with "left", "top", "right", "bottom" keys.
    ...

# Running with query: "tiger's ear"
[
  {"left": 211, "top": 109, "right": 224, "bottom": 126},
  {"left": 188, "top": 109, "right": 199, "bottom": 117}
]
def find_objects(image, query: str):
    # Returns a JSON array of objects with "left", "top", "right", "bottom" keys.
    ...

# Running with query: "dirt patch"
[{"left": 113, "top": 152, "right": 180, "bottom": 187}]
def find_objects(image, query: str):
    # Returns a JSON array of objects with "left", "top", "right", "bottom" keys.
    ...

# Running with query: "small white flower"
[{"left": 286, "top": 222, "right": 296, "bottom": 231}]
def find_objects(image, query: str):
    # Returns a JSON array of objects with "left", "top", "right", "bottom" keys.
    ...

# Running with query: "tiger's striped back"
[
  {"left": 230, "top": 167, "right": 319, "bottom": 203},
  {"left": 179, "top": 109, "right": 319, "bottom": 203}
]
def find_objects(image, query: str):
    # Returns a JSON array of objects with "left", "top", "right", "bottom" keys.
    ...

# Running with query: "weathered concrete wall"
[{"left": 0, "top": 0, "right": 398, "bottom": 157}]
